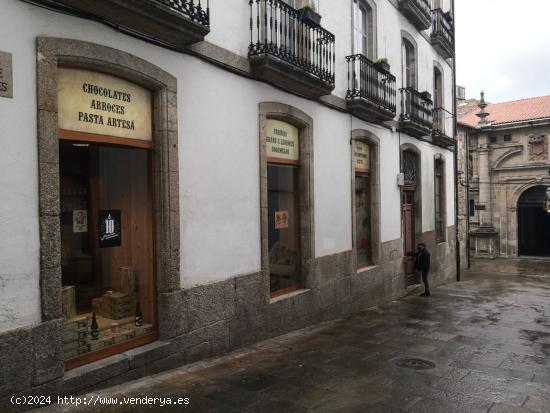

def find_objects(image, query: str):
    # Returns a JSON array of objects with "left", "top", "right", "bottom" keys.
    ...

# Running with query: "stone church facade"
[{"left": 457, "top": 93, "right": 550, "bottom": 263}]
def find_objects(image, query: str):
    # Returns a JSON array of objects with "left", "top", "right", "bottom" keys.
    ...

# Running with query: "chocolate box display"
[
  {"left": 92, "top": 291, "right": 136, "bottom": 320},
  {"left": 62, "top": 285, "right": 77, "bottom": 319}
]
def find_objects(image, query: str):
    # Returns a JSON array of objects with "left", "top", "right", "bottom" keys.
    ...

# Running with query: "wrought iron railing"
[
  {"left": 433, "top": 107, "right": 451, "bottom": 135},
  {"left": 400, "top": 87, "right": 433, "bottom": 130},
  {"left": 402, "top": 0, "right": 432, "bottom": 21},
  {"left": 346, "top": 54, "right": 396, "bottom": 114},
  {"left": 248, "top": 0, "right": 336, "bottom": 86},
  {"left": 431, "top": 8, "right": 454, "bottom": 50},
  {"left": 156, "top": 0, "right": 210, "bottom": 27},
  {"left": 415, "top": 0, "right": 432, "bottom": 19}
]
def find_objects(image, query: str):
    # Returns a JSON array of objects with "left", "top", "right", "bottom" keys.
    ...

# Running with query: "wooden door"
[{"left": 403, "top": 191, "right": 417, "bottom": 286}]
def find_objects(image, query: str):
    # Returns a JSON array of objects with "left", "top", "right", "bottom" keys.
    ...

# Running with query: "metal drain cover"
[{"left": 393, "top": 358, "right": 435, "bottom": 370}]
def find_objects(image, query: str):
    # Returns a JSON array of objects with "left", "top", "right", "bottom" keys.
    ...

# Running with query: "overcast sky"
[{"left": 455, "top": 0, "right": 550, "bottom": 103}]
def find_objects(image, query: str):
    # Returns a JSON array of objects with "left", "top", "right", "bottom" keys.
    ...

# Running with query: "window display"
[
  {"left": 268, "top": 164, "right": 301, "bottom": 293},
  {"left": 60, "top": 142, "right": 155, "bottom": 364},
  {"left": 354, "top": 141, "right": 372, "bottom": 268},
  {"left": 355, "top": 173, "right": 372, "bottom": 267},
  {"left": 265, "top": 118, "right": 301, "bottom": 295}
]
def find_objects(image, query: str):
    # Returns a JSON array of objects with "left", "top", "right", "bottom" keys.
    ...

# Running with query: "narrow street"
[{"left": 37, "top": 259, "right": 550, "bottom": 413}]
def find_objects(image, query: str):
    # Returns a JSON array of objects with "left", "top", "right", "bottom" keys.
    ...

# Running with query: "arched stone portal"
[{"left": 518, "top": 185, "right": 550, "bottom": 256}]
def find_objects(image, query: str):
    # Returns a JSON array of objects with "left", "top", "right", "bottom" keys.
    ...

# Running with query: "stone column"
[
  {"left": 470, "top": 91, "right": 498, "bottom": 258},
  {"left": 477, "top": 144, "right": 492, "bottom": 228}
]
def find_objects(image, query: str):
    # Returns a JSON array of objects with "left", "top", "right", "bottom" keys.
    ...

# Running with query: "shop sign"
[
  {"left": 99, "top": 210, "right": 121, "bottom": 248},
  {"left": 0, "top": 51, "right": 13, "bottom": 98},
  {"left": 58, "top": 68, "right": 152, "bottom": 141},
  {"left": 353, "top": 141, "right": 370, "bottom": 172},
  {"left": 266, "top": 119, "right": 299, "bottom": 162}
]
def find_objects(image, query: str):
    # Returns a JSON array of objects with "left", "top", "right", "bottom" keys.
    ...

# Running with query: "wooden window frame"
[
  {"left": 59, "top": 127, "right": 158, "bottom": 370},
  {"left": 351, "top": 131, "right": 381, "bottom": 269},
  {"left": 259, "top": 103, "right": 314, "bottom": 301},
  {"left": 267, "top": 159, "right": 302, "bottom": 296}
]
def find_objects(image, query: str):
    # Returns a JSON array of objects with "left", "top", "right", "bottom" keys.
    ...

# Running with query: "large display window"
[
  {"left": 60, "top": 142, "right": 156, "bottom": 367},
  {"left": 353, "top": 141, "right": 372, "bottom": 268},
  {"left": 266, "top": 119, "right": 302, "bottom": 296},
  {"left": 57, "top": 67, "right": 156, "bottom": 368}
]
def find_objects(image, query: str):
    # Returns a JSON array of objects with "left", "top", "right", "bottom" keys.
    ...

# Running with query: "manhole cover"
[{"left": 393, "top": 358, "right": 435, "bottom": 370}]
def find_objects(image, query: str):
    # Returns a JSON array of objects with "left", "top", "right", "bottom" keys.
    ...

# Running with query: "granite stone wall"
[{"left": 1, "top": 226, "right": 456, "bottom": 412}]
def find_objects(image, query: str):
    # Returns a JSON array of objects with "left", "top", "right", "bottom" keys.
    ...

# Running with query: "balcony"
[
  {"left": 345, "top": 55, "right": 396, "bottom": 123},
  {"left": 248, "top": 0, "right": 336, "bottom": 98},
  {"left": 398, "top": 0, "right": 432, "bottom": 31},
  {"left": 432, "top": 107, "right": 455, "bottom": 148},
  {"left": 399, "top": 88, "right": 433, "bottom": 138},
  {"left": 43, "top": 0, "right": 210, "bottom": 48},
  {"left": 431, "top": 9, "right": 455, "bottom": 59}
]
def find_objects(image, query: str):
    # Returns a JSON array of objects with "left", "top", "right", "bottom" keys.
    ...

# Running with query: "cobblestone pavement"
[{"left": 36, "top": 258, "right": 550, "bottom": 412}]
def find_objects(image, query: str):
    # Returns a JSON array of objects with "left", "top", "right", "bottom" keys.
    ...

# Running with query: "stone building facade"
[
  {"left": 0, "top": 0, "right": 456, "bottom": 408},
  {"left": 458, "top": 93, "right": 550, "bottom": 262}
]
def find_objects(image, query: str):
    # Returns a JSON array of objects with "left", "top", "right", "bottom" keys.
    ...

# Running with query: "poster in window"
[
  {"left": 73, "top": 210, "right": 88, "bottom": 233},
  {"left": 99, "top": 210, "right": 121, "bottom": 248},
  {"left": 275, "top": 210, "right": 289, "bottom": 229}
]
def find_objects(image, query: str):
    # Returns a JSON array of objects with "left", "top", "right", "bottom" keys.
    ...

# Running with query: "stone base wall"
[{"left": 1, "top": 227, "right": 456, "bottom": 412}]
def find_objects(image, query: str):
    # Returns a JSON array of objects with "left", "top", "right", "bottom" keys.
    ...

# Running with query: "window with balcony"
[
  {"left": 40, "top": 0, "right": 210, "bottom": 48},
  {"left": 432, "top": 66, "right": 454, "bottom": 147},
  {"left": 248, "top": 0, "right": 336, "bottom": 98},
  {"left": 398, "top": 0, "right": 432, "bottom": 31},
  {"left": 400, "top": 36, "right": 433, "bottom": 137},
  {"left": 402, "top": 38, "right": 416, "bottom": 89},
  {"left": 345, "top": 1, "right": 395, "bottom": 123},
  {"left": 431, "top": 7, "right": 455, "bottom": 59},
  {"left": 352, "top": 0, "right": 373, "bottom": 57}
]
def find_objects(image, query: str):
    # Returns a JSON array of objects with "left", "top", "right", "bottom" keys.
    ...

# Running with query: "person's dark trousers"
[{"left": 421, "top": 271, "right": 431, "bottom": 296}]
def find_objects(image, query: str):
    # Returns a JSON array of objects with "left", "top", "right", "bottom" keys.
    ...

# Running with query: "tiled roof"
[{"left": 458, "top": 95, "right": 550, "bottom": 128}]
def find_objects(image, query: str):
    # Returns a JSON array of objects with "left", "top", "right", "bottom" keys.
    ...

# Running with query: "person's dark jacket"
[{"left": 407, "top": 249, "right": 431, "bottom": 272}]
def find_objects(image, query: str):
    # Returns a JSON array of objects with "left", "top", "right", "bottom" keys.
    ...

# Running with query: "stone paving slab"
[{"left": 32, "top": 258, "right": 550, "bottom": 412}]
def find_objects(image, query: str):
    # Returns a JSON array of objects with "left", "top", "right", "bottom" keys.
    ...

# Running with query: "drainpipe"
[{"left": 452, "top": 0, "right": 460, "bottom": 282}]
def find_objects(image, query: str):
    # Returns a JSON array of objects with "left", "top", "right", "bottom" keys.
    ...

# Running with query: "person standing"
[{"left": 407, "top": 243, "right": 431, "bottom": 296}]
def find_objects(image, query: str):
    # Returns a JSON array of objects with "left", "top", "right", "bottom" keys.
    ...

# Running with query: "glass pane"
[
  {"left": 60, "top": 141, "right": 155, "bottom": 361},
  {"left": 353, "top": 1, "right": 368, "bottom": 56},
  {"left": 356, "top": 173, "right": 372, "bottom": 267},
  {"left": 268, "top": 164, "right": 300, "bottom": 293}
]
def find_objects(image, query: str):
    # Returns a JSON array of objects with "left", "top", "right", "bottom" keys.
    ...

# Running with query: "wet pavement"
[{"left": 36, "top": 258, "right": 550, "bottom": 412}]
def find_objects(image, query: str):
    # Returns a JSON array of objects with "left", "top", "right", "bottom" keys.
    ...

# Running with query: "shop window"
[
  {"left": 353, "top": 141, "right": 372, "bottom": 267},
  {"left": 266, "top": 119, "right": 302, "bottom": 296},
  {"left": 57, "top": 68, "right": 156, "bottom": 367},
  {"left": 435, "top": 158, "right": 446, "bottom": 242}
]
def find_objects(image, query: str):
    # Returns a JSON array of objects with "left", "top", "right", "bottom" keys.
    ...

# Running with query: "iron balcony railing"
[
  {"left": 248, "top": 0, "right": 336, "bottom": 86},
  {"left": 403, "top": 0, "right": 432, "bottom": 22},
  {"left": 431, "top": 8, "right": 454, "bottom": 50},
  {"left": 346, "top": 54, "right": 396, "bottom": 114},
  {"left": 433, "top": 107, "right": 452, "bottom": 136},
  {"left": 400, "top": 87, "right": 433, "bottom": 130},
  {"left": 157, "top": 0, "right": 210, "bottom": 27}
]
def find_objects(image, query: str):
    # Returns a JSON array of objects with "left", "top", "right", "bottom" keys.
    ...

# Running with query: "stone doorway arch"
[{"left": 517, "top": 185, "right": 550, "bottom": 256}]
